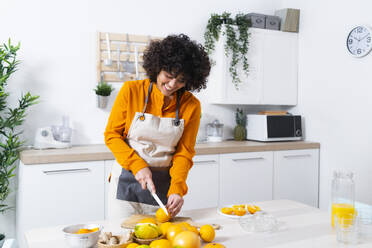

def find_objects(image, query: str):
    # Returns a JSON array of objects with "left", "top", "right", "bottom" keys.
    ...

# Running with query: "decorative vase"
[
  {"left": 96, "top": 95, "right": 109, "bottom": 108},
  {"left": 234, "top": 125, "right": 246, "bottom": 141}
]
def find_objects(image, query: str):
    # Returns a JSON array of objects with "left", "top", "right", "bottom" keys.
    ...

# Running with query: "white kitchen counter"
[{"left": 24, "top": 200, "right": 372, "bottom": 247}]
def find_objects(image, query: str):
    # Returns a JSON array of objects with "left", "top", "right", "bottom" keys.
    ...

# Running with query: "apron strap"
[{"left": 141, "top": 82, "right": 181, "bottom": 127}]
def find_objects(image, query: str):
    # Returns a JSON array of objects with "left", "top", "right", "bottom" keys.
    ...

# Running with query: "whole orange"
[
  {"left": 166, "top": 224, "right": 187, "bottom": 242},
  {"left": 203, "top": 243, "right": 225, "bottom": 248},
  {"left": 155, "top": 208, "right": 170, "bottom": 223},
  {"left": 149, "top": 239, "right": 172, "bottom": 248},
  {"left": 172, "top": 231, "right": 201, "bottom": 248},
  {"left": 199, "top": 225, "right": 215, "bottom": 242},
  {"left": 160, "top": 222, "right": 172, "bottom": 235},
  {"left": 127, "top": 243, "right": 140, "bottom": 248},
  {"left": 186, "top": 225, "right": 199, "bottom": 235}
]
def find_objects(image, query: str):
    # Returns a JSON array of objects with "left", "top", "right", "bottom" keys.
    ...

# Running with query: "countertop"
[
  {"left": 20, "top": 140, "right": 320, "bottom": 165},
  {"left": 24, "top": 199, "right": 372, "bottom": 248}
]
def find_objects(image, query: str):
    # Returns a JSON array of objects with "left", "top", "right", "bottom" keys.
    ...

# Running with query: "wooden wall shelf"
[{"left": 96, "top": 32, "right": 162, "bottom": 83}]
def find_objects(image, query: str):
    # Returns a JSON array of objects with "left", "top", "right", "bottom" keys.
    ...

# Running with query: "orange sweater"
[{"left": 104, "top": 79, "right": 201, "bottom": 197}]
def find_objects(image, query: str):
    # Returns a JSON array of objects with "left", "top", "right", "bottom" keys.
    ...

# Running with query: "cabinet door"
[
  {"left": 182, "top": 155, "right": 219, "bottom": 210},
  {"left": 273, "top": 149, "right": 319, "bottom": 207},
  {"left": 104, "top": 160, "right": 115, "bottom": 219},
  {"left": 17, "top": 161, "right": 104, "bottom": 231},
  {"left": 219, "top": 152, "right": 273, "bottom": 206},
  {"left": 260, "top": 29, "right": 298, "bottom": 105}
]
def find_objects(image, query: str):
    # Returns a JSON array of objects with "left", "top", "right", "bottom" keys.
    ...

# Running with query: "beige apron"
[{"left": 108, "top": 82, "right": 184, "bottom": 219}]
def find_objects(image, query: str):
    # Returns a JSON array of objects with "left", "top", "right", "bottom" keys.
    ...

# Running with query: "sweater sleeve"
[
  {"left": 104, "top": 83, "right": 148, "bottom": 175},
  {"left": 167, "top": 100, "right": 201, "bottom": 197}
]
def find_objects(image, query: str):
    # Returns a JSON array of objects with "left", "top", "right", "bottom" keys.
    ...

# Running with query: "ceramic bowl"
[
  {"left": 131, "top": 232, "right": 165, "bottom": 245},
  {"left": 63, "top": 224, "right": 101, "bottom": 248}
]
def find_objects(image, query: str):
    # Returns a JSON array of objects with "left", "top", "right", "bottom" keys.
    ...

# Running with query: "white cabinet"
[
  {"left": 273, "top": 149, "right": 319, "bottom": 207},
  {"left": 207, "top": 27, "right": 298, "bottom": 105},
  {"left": 104, "top": 160, "right": 114, "bottom": 219},
  {"left": 219, "top": 152, "right": 273, "bottom": 205},
  {"left": 16, "top": 161, "right": 104, "bottom": 248},
  {"left": 183, "top": 155, "right": 219, "bottom": 210}
]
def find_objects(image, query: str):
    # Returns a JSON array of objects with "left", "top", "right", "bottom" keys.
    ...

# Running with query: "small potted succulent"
[
  {"left": 94, "top": 82, "right": 114, "bottom": 108},
  {"left": 233, "top": 108, "right": 247, "bottom": 141}
]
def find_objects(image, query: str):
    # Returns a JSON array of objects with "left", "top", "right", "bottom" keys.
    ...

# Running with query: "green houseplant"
[
  {"left": 0, "top": 39, "right": 39, "bottom": 240},
  {"left": 233, "top": 108, "right": 247, "bottom": 141},
  {"left": 204, "top": 12, "right": 251, "bottom": 89},
  {"left": 94, "top": 81, "right": 114, "bottom": 108}
]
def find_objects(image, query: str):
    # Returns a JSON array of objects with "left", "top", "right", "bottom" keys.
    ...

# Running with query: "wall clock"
[{"left": 346, "top": 25, "right": 372, "bottom": 57}]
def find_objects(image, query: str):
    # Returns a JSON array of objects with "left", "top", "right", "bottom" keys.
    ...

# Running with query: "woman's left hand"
[{"left": 166, "top": 194, "right": 184, "bottom": 217}]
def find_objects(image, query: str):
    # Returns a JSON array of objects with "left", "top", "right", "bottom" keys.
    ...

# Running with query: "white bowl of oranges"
[{"left": 62, "top": 224, "right": 101, "bottom": 248}]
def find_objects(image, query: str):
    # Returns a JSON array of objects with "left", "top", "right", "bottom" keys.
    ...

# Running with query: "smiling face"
[{"left": 156, "top": 70, "right": 186, "bottom": 98}]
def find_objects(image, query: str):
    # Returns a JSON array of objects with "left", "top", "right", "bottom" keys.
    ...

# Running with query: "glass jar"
[
  {"left": 206, "top": 119, "right": 224, "bottom": 142},
  {"left": 331, "top": 170, "right": 355, "bottom": 227}
]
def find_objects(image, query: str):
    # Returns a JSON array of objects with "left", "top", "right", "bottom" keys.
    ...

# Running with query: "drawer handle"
[
  {"left": 284, "top": 154, "right": 311, "bottom": 159},
  {"left": 232, "top": 157, "right": 264, "bottom": 162},
  {"left": 194, "top": 160, "right": 217, "bottom": 164},
  {"left": 43, "top": 168, "right": 91, "bottom": 175}
]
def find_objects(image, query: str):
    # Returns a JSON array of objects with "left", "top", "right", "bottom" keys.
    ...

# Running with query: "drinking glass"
[{"left": 335, "top": 213, "right": 359, "bottom": 245}]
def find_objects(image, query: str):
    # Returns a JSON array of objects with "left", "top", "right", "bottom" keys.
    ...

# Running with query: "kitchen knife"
[{"left": 147, "top": 183, "right": 169, "bottom": 216}]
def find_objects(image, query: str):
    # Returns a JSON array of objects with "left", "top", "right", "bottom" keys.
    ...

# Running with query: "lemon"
[{"left": 134, "top": 223, "right": 160, "bottom": 239}]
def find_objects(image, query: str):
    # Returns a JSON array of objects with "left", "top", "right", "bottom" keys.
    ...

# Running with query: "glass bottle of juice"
[{"left": 331, "top": 170, "right": 355, "bottom": 227}]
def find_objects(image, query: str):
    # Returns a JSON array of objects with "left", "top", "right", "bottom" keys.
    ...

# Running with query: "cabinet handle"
[
  {"left": 283, "top": 154, "right": 311, "bottom": 159},
  {"left": 232, "top": 157, "right": 264, "bottom": 162},
  {"left": 43, "top": 168, "right": 91, "bottom": 175},
  {"left": 194, "top": 160, "right": 217, "bottom": 164}
]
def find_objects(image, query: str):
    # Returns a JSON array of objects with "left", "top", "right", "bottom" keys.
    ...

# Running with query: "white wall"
[
  {"left": 280, "top": 0, "right": 372, "bottom": 209},
  {"left": 1, "top": 0, "right": 282, "bottom": 239}
]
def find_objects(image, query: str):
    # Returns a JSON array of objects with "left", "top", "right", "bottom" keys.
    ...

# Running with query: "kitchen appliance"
[
  {"left": 34, "top": 116, "right": 72, "bottom": 149},
  {"left": 246, "top": 114, "right": 302, "bottom": 142},
  {"left": 206, "top": 119, "right": 224, "bottom": 142}
]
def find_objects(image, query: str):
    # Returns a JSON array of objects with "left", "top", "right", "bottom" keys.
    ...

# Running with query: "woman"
[{"left": 104, "top": 34, "right": 211, "bottom": 219}]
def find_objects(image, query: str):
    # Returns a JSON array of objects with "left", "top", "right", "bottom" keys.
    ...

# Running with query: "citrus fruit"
[
  {"left": 137, "top": 245, "right": 150, "bottom": 248},
  {"left": 199, "top": 224, "right": 215, "bottom": 242},
  {"left": 233, "top": 207, "right": 247, "bottom": 216},
  {"left": 149, "top": 239, "right": 172, "bottom": 248},
  {"left": 166, "top": 224, "right": 187, "bottom": 242},
  {"left": 156, "top": 208, "right": 170, "bottom": 223},
  {"left": 127, "top": 244, "right": 140, "bottom": 248},
  {"left": 232, "top": 204, "right": 245, "bottom": 209},
  {"left": 247, "top": 205, "right": 257, "bottom": 214},
  {"left": 139, "top": 217, "right": 157, "bottom": 225},
  {"left": 173, "top": 231, "right": 201, "bottom": 248},
  {"left": 186, "top": 225, "right": 199, "bottom": 235},
  {"left": 177, "top": 222, "right": 192, "bottom": 229},
  {"left": 134, "top": 223, "right": 160, "bottom": 239},
  {"left": 254, "top": 205, "right": 261, "bottom": 211},
  {"left": 221, "top": 207, "right": 233, "bottom": 215},
  {"left": 160, "top": 222, "right": 172, "bottom": 235},
  {"left": 203, "top": 243, "right": 226, "bottom": 248}
]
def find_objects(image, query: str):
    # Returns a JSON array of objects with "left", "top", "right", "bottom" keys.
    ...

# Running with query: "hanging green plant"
[{"left": 204, "top": 12, "right": 251, "bottom": 89}]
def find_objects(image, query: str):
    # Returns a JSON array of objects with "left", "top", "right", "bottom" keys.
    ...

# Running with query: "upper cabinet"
[{"left": 206, "top": 27, "right": 298, "bottom": 105}]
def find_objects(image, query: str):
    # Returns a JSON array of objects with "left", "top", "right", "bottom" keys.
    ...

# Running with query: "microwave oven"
[{"left": 246, "top": 114, "right": 302, "bottom": 142}]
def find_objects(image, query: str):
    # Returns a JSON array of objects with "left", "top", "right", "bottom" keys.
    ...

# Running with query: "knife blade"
[{"left": 147, "top": 182, "right": 169, "bottom": 216}]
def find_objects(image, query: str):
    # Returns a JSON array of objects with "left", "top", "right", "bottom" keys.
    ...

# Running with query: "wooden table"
[{"left": 25, "top": 200, "right": 372, "bottom": 247}]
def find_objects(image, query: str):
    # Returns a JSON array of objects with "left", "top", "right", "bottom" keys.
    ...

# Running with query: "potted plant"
[
  {"left": 233, "top": 108, "right": 246, "bottom": 141},
  {"left": 0, "top": 39, "right": 39, "bottom": 245},
  {"left": 94, "top": 81, "right": 114, "bottom": 108},
  {"left": 204, "top": 12, "right": 251, "bottom": 89}
]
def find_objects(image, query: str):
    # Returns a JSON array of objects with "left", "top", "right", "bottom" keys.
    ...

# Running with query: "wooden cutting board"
[{"left": 121, "top": 214, "right": 220, "bottom": 230}]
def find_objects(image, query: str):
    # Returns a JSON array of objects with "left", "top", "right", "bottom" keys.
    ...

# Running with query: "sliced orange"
[
  {"left": 221, "top": 207, "right": 233, "bottom": 215},
  {"left": 233, "top": 207, "right": 247, "bottom": 216},
  {"left": 254, "top": 205, "right": 261, "bottom": 211},
  {"left": 139, "top": 217, "right": 157, "bottom": 224},
  {"left": 247, "top": 205, "right": 257, "bottom": 214},
  {"left": 232, "top": 204, "right": 245, "bottom": 209}
]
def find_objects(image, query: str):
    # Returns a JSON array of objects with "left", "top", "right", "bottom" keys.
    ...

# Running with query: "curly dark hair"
[{"left": 142, "top": 34, "right": 211, "bottom": 92}]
